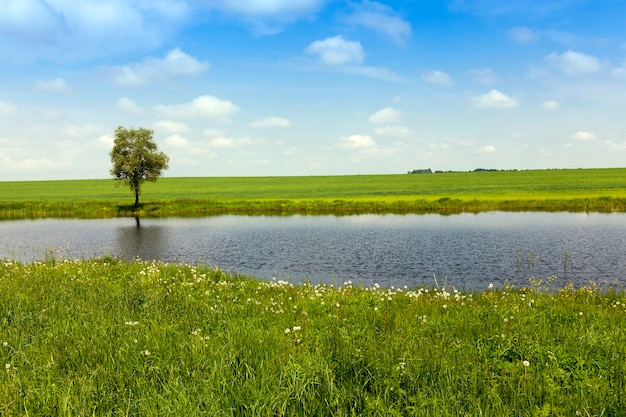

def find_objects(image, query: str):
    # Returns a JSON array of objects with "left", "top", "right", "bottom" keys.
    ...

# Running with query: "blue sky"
[{"left": 1, "top": 0, "right": 625, "bottom": 180}]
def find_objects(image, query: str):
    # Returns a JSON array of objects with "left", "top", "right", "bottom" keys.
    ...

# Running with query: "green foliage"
[
  {"left": 1, "top": 259, "right": 625, "bottom": 415},
  {"left": 110, "top": 126, "right": 169, "bottom": 207}
]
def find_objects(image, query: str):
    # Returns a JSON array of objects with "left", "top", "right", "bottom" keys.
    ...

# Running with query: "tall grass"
[
  {"left": 1, "top": 259, "right": 625, "bottom": 415},
  {"left": 1, "top": 168, "right": 626, "bottom": 218}
]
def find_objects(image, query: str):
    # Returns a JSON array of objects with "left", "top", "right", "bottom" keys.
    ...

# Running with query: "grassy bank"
[
  {"left": 1, "top": 168, "right": 626, "bottom": 218},
  {"left": 1, "top": 259, "right": 625, "bottom": 416}
]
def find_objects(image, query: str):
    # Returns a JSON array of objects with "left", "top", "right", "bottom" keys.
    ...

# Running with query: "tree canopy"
[{"left": 110, "top": 126, "right": 169, "bottom": 207}]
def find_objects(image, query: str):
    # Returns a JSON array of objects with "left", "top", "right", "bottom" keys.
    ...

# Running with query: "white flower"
[
  {"left": 284, "top": 328, "right": 291, "bottom": 334},
  {"left": 488, "top": 283, "right": 494, "bottom": 290},
  {"left": 2, "top": 342, "right": 7, "bottom": 347},
  {"left": 144, "top": 350, "right": 151, "bottom": 356},
  {"left": 5, "top": 363, "right": 10, "bottom": 370},
  {"left": 522, "top": 360, "right": 530, "bottom": 367},
  {"left": 292, "top": 326, "right": 302, "bottom": 332}
]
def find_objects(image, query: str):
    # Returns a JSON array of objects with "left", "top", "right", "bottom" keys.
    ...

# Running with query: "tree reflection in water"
[{"left": 116, "top": 217, "right": 165, "bottom": 261}]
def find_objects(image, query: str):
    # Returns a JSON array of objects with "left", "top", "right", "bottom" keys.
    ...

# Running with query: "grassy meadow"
[
  {"left": 1, "top": 168, "right": 626, "bottom": 218},
  {"left": 1, "top": 259, "right": 625, "bottom": 416}
]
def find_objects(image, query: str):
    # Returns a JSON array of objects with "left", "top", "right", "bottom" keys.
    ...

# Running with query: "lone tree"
[{"left": 110, "top": 126, "right": 169, "bottom": 207}]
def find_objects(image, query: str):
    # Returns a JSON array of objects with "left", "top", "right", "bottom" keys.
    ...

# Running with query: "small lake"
[{"left": 1, "top": 212, "right": 626, "bottom": 289}]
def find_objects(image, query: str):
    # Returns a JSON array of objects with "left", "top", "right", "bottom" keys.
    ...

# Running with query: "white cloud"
[
  {"left": 250, "top": 116, "right": 292, "bottom": 128},
  {"left": 572, "top": 131, "right": 596, "bottom": 141},
  {"left": 209, "top": 137, "right": 237, "bottom": 148},
  {"left": 203, "top": 128, "right": 225, "bottom": 137},
  {"left": 0, "top": 100, "right": 19, "bottom": 120},
  {"left": 304, "top": 35, "right": 406, "bottom": 82},
  {"left": 466, "top": 68, "right": 498, "bottom": 85},
  {"left": 165, "top": 134, "right": 189, "bottom": 147},
  {"left": 541, "top": 100, "right": 559, "bottom": 110},
  {"left": 0, "top": 0, "right": 67, "bottom": 44},
  {"left": 545, "top": 50, "right": 604, "bottom": 75},
  {"left": 343, "top": 1, "right": 411, "bottom": 44},
  {"left": 369, "top": 107, "right": 403, "bottom": 124},
  {"left": 422, "top": 70, "right": 454, "bottom": 86},
  {"left": 114, "top": 48, "right": 210, "bottom": 86},
  {"left": 374, "top": 126, "right": 414, "bottom": 137},
  {"left": 98, "top": 134, "right": 114, "bottom": 148},
  {"left": 0, "top": 1, "right": 190, "bottom": 62},
  {"left": 343, "top": 66, "right": 406, "bottom": 83},
  {"left": 117, "top": 97, "right": 143, "bottom": 115},
  {"left": 205, "top": 0, "right": 326, "bottom": 17},
  {"left": 154, "top": 120, "right": 190, "bottom": 133},
  {"left": 508, "top": 26, "right": 538, "bottom": 44},
  {"left": 481, "top": 145, "right": 496, "bottom": 153},
  {"left": 472, "top": 89, "right": 518, "bottom": 109},
  {"left": 339, "top": 134, "right": 376, "bottom": 149},
  {"left": 29, "top": 78, "right": 71, "bottom": 94},
  {"left": 156, "top": 95, "right": 240, "bottom": 120},
  {"left": 306, "top": 36, "right": 364, "bottom": 66},
  {"left": 64, "top": 124, "right": 104, "bottom": 138},
  {"left": 200, "top": 0, "right": 327, "bottom": 34},
  {"left": 208, "top": 136, "right": 254, "bottom": 149}
]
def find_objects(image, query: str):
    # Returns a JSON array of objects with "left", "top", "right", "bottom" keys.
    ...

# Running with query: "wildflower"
[
  {"left": 2, "top": 342, "right": 7, "bottom": 347},
  {"left": 143, "top": 350, "right": 151, "bottom": 356},
  {"left": 284, "top": 328, "right": 291, "bottom": 334},
  {"left": 5, "top": 364, "right": 10, "bottom": 370},
  {"left": 292, "top": 326, "right": 302, "bottom": 331},
  {"left": 488, "top": 283, "right": 494, "bottom": 290},
  {"left": 579, "top": 311, "right": 584, "bottom": 316},
  {"left": 522, "top": 360, "right": 530, "bottom": 367}
]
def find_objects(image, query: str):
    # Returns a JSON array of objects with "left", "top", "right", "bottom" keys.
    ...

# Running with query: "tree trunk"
[{"left": 134, "top": 190, "right": 140, "bottom": 207}]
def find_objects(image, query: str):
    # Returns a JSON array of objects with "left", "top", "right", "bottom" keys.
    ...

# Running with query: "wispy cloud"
[
  {"left": 422, "top": 70, "right": 454, "bottom": 86},
  {"left": 305, "top": 36, "right": 364, "bottom": 66},
  {"left": 541, "top": 100, "right": 560, "bottom": 110},
  {"left": 29, "top": 78, "right": 72, "bottom": 94},
  {"left": 369, "top": 107, "right": 403, "bottom": 124},
  {"left": 156, "top": 95, "right": 240, "bottom": 120},
  {"left": 508, "top": 26, "right": 539, "bottom": 44},
  {"left": 472, "top": 89, "right": 518, "bottom": 109},
  {"left": 0, "top": 100, "right": 19, "bottom": 120},
  {"left": 343, "top": 1, "right": 412, "bottom": 44},
  {"left": 466, "top": 68, "right": 498, "bottom": 85},
  {"left": 572, "top": 130, "right": 597, "bottom": 141},
  {"left": 339, "top": 134, "right": 376, "bottom": 149},
  {"left": 545, "top": 50, "right": 604, "bottom": 75},
  {"left": 250, "top": 117, "right": 292, "bottom": 128},
  {"left": 114, "top": 48, "right": 210, "bottom": 86},
  {"left": 305, "top": 35, "right": 406, "bottom": 82},
  {"left": 117, "top": 97, "right": 143, "bottom": 115},
  {"left": 202, "top": 0, "right": 328, "bottom": 35}
]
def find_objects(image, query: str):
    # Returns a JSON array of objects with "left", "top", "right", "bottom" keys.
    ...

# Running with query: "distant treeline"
[{"left": 407, "top": 168, "right": 520, "bottom": 174}]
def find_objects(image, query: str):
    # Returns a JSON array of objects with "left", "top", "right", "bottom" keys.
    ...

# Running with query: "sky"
[{"left": 1, "top": 0, "right": 626, "bottom": 181}]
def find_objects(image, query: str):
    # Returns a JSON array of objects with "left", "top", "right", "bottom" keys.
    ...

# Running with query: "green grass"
[
  {"left": 1, "top": 168, "right": 626, "bottom": 218},
  {"left": 1, "top": 259, "right": 624, "bottom": 416}
]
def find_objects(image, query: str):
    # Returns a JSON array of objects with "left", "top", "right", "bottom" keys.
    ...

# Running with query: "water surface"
[{"left": 2, "top": 212, "right": 625, "bottom": 289}]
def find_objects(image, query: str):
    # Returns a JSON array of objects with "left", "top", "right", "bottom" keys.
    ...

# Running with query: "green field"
[
  {"left": 1, "top": 168, "right": 626, "bottom": 218},
  {"left": 1, "top": 259, "right": 624, "bottom": 416}
]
